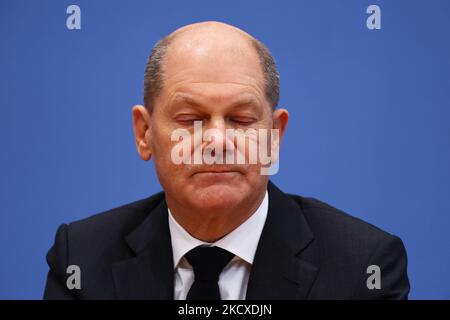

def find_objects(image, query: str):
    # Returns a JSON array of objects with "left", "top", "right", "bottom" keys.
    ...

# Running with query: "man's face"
[{"left": 134, "top": 26, "right": 287, "bottom": 213}]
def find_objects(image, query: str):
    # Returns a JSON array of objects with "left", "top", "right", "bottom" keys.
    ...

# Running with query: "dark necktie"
[{"left": 185, "top": 246, "right": 235, "bottom": 300}]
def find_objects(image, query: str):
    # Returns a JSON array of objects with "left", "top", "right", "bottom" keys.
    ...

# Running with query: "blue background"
[{"left": 1, "top": 0, "right": 449, "bottom": 299}]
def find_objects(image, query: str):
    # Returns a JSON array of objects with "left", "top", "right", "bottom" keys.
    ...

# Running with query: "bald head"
[
  {"left": 143, "top": 21, "right": 279, "bottom": 111},
  {"left": 170, "top": 21, "right": 254, "bottom": 44}
]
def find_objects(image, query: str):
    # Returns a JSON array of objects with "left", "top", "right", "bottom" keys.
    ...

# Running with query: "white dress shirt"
[{"left": 168, "top": 191, "right": 268, "bottom": 300}]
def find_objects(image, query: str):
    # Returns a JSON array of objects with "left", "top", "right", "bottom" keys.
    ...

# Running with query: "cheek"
[
  {"left": 151, "top": 122, "right": 175, "bottom": 156},
  {"left": 151, "top": 128, "right": 176, "bottom": 168}
]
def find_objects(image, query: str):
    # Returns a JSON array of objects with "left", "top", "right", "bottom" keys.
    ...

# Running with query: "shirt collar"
[{"left": 168, "top": 190, "right": 269, "bottom": 268}]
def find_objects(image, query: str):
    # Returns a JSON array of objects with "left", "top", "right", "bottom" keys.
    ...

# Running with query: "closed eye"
[
  {"left": 175, "top": 115, "right": 204, "bottom": 125},
  {"left": 230, "top": 117, "right": 257, "bottom": 125}
]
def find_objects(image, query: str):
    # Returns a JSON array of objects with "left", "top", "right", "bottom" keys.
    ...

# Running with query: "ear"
[
  {"left": 267, "top": 108, "right": 289, "bottom": 165},
  {"left": 272, "top": 108, "right": 289, "bottom": 142},
  {"left": 132, "top": 104, "right": 153, "bottom": 161}
]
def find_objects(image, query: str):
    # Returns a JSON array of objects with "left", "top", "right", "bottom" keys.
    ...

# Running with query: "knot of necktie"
[{"left": 184, "top": 246, "right": 235, "bottom": 299}]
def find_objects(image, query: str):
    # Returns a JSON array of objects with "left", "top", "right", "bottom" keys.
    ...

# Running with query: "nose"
[{"left": 203, "top": 117, "right": 228, "bottom": 154}]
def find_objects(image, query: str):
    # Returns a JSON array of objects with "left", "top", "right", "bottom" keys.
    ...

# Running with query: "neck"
[{"left": 167, "top": 190, "right": 266, "bottom": 242}]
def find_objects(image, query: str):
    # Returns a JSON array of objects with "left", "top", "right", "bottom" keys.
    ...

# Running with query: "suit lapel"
[
  {"left": 112, "top": 199, "right": 174, "bottom": 299},
  {"left": 246, "top": 181, "right": 319, "bottom": 299}
]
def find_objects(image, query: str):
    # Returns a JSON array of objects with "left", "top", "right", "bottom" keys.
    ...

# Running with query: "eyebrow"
[{"left": 169, "top": 95, "right": 200, "bottom": 108}]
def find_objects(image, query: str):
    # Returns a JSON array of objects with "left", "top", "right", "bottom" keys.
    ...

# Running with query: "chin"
[{"left": 189, "top": 184, "right": 247, "bottom": 211}]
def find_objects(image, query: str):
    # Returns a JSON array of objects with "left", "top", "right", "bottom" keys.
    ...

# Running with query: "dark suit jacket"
[{"left": 44, "top": 181, "right": 410, "bottom": 299}]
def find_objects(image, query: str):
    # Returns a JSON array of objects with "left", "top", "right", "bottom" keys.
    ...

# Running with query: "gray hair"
[{"left": 143, "top": 35, "right": 280, "bottom": 111}]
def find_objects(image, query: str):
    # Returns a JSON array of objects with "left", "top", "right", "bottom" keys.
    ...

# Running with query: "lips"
[{"left": 190, "top": 166, "right": 244, "bottom": 176}]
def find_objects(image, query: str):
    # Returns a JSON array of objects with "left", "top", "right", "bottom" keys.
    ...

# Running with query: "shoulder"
[
  {"left": 66, "top": 191, "right": 165, "bottom": 241},
  {"left": 286, "top": 194, "right": 409, "bottom": 299},
  {"left": 44, "top": 192, "right": 166, "bottom": 299},
  {"left": 290, "top": 194, "right": 393, "bottom": 240},
  {"left": 50, "top": 191, "right": 165, "bottom": 264},
  {"left": 288, "top": 194, "right": 400, "bottom": 262}
]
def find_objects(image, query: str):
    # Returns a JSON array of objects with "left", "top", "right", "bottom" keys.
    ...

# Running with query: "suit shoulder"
[
  {"left": 288, "top": 194, "right": 396, "bottom": 250},
  {"left": 65, "top": 191, "right": 165, "bottom": 246}
]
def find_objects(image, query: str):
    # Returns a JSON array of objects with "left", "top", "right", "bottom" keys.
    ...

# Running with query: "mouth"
[
  {"left": 194, "top": 170, "right": 241, "bottom": 175},
  {"left": 192, "top": 171, "right": 242, "bottom": 184},
  {"left": 191, "top": 166, "right": 243, "bottom": 177}
]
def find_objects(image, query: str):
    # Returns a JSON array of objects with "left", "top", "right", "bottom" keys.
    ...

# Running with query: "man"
[{"left": 44, "top": 21, "right": 409, "bottom": 299}]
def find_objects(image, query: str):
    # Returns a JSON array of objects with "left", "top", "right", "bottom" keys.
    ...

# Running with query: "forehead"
[
  {"left": 161, "top": 30, "right": 265, "bottom": 97},
  {"left": 168, "top": 85, "right": 263, "bottom": 109}
]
